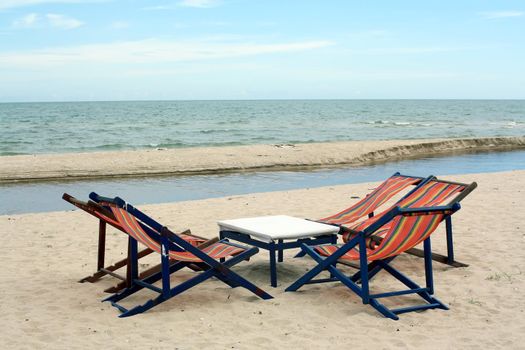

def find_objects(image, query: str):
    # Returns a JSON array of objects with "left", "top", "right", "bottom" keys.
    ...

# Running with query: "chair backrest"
[
  {"left": 63, "top": 193, "right": 205, "bottom": 249},
  {"left": 368, "top": 207, "right": 459, "bottom": 261},
  {"left": 62, "top": 193, "right": 124, "bottom": 229},
  {"left": 397, "top": 180, "right": 467, "bottom": 208},
  {"left": 350, "top": 178, "right": 475, "bottom": 233},
  {"left": 108, "top": 203, "right": 208, "bottom": 251},
  {"left": 110, "top": 205, "right": 166, "bottom": 254},
  {"left": 319, "top": 173, "right": 423, "bottom": 225}
]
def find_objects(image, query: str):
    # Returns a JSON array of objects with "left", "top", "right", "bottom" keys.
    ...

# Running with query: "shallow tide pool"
[{"left": 1, "top": 149, "right": 524, "bottom": 215}]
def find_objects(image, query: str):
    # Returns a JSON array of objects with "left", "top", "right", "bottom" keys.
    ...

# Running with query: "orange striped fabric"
[
  {"left": 97, "top": 202, "right": 204, "bottom": 247},
  {"left": 342, "top": 181, "right": 465, "bottom": 242},
  {"left": 93, "top": 209, "right": 123, "bottom": 228},
  {"left": 178, "top": 234, "right": 206, "bottom": 247},
  {"left": 316, "top": 214, "right": 445, "bottom": 262},
  {"left": 315, "top": 180, "right": 464, "bottom": 262},
  {"left": 110, "top": 206, "right": 244, "bottom": 262},
  {"left": 319, "top": 175, "right": 420, "bottom": 225},
  {"left": 167, "top": 243, "right": 245, "bottom": 262}
]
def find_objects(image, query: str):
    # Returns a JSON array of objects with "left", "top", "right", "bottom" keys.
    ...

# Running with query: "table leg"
[
  {"left": 329, "top": 234, "right": 338, "bottom": 279},
  {"left": 269, "top": 241, "right": 277, "bottom": 287},
  {"left": 219, "top": 231, "right": 228, "bottom": 262},
  {"left": 277, "top": 239, "right": 284, "bottom": 262}
]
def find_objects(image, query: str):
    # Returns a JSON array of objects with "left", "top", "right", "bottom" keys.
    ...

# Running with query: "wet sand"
[{"left": 1, "top": 136, "right": 524, "bottom": 183}]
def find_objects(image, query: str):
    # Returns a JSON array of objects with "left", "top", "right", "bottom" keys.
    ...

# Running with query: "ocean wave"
[
  {"left": 216, "top": 119, "right": 250, "bottom": 125},
  {"left": 147, "top": 142, "right": 187, "bottom": 148},
  {"left": 91, "top": 143, "right": 129, "bottom": 150},
  {"left": 0, "top": 151, "right": 26, "bottom": 156},
  {"left": 488, "top": 121, "right": 521, "bottom": 126},
  {"left": 249, "top": 136, "right": 277, "bottom": 141},
  {"left": 363, "top": 120, "right": 440, "bottom": 128},
  {"left": 285, "top": 139, "right": 318, "bottom": 144},
  {"left": 199, "top": 129, "right": 241, "bottom": 134},
  {"left": 393, "top": 122, "right": 411, "bottom": 126},
  {"left": 367, "top": 120, "right": 390, "bottom": 124},
  {"left": 0, "top": 140, "right": 34, "bottom": 145}
]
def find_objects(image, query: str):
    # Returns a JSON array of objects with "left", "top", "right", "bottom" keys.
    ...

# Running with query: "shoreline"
[{"left": 1, "top": 136, "right": 524, "bottom": 183}]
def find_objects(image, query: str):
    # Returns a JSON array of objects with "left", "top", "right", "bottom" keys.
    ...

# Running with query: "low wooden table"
[{"left": 218, "top": 215, "right": 339, "bottom": 287}]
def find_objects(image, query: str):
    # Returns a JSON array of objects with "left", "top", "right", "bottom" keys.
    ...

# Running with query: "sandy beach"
[
  {"left": 1, "top": 136, "right": 524, "bottom": 183},
  {"left": 1, "top": 170, "right": 524, "bottom": 349},
  {"left": 3, "top": 0, "right": 524, "bottom": 348}
]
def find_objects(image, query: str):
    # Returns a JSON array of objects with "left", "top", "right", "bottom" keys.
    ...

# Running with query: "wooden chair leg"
[{"left": 79, "top": 248, "right": 154, "bottom": 283}]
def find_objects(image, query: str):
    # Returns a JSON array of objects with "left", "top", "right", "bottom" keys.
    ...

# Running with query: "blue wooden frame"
[
  {"left": 286, "top": 202, "right": 461, "bottom": 320},
  {"left": 89, "top": 192, "right": 273, "bottom": 317},
  {"left": 219, "top": 230, "right": 337, "bottom": 287}
]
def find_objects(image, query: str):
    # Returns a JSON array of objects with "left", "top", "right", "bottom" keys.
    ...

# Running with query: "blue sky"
[{"left": 0, "top": 0, "right": 524, "bottom": 102}]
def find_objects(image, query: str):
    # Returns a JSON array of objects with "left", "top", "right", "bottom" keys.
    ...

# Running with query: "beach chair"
[
  {"left": 318, "top": 172, "right": 424, "bottom": 225},
  {"left": 286, "top": 181, "right": 469, "bottom": 320},
  {"left": 339, "top": 177, "right": 477, "bottom": 267},
  {"left": 88, "top": 192, "right": 272, "bottom": 317},
  {"left": 62, "top": 193, "right": 209, "bottom": 293}
]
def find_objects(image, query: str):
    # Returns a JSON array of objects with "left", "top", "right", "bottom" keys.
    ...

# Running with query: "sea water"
[{"left": 0, "top": 99, "right": 524, "bottom": 155}]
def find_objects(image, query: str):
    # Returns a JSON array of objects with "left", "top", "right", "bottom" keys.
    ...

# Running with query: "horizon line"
[{"left": 2, "top": 97, "right": 525, "bottom": 104}]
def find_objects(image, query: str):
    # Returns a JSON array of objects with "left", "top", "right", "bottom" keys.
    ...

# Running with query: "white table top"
[{"left": 217, "top": 215, "right": 339, "bottom": 242}]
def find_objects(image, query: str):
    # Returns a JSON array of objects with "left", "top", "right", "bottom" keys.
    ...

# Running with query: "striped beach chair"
[
  {"left": 318, "top": 172, "right": 424, "bottom": 226},
  {"left": 340, "top": 177, "right": 477, "bottom": 267},
  {"left": 286, "top": 179, "right": 476, "bottom": 320},
  {"left": 63, "top": 193, "right": 208, "bottom": 293},
  {"left": 87, "top": 193, "right": 272, "bottom": 317}
]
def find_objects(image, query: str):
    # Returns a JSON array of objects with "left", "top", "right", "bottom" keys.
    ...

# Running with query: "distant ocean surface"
[{"left": 0, "top": 100, "right": 524, "bottom": 156}]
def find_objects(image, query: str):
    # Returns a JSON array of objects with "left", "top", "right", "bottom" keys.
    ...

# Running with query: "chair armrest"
[
  {"left": 339, "top": 225, "right": 360, "bottom": 237},
  {"left": 89, "top": 192, "right": 126, "bottom": 207},
  {"left": 399, "top": 203, "right": 460, "bottom": 216}
]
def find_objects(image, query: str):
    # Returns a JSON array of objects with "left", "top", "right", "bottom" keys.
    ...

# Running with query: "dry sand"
[
  {"left": 1, "top": 170, "right": 524, "bottom": 349},
  {"left": 1, "top": 136, "right": 524, "bottom": 182}
]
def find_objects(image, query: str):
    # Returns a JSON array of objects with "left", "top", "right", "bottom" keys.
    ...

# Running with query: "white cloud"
[
  {"left": 0, "top": 0, "right": 107, "bottom": 10},
  {"left": 111, "top": 21, "right": 129, "bottom": 29},
  {"left": 347, "top": 29, "right": 391, "bottom": 38},
  {"left": 12, "top": 13, "right": 39, "bottom": 28},
  {"left": 141, "top": 4, "right": 175, "bottom": 11},
  {"left": 479, "top": 11, "right": 524, "bottom": 19},
  {"left": 178, "top": 0, "right": 220, "bottom": 8},
  {"left": 46, "top": 13, "right": 84, "bottom": 28},
  {"left": 254, "top": 21, "right": 277, "bottom": 27},
  {"left": 12, "top": 12, "right": 84, "bottom": 29},
  {"left": 142, "top": 1, "right": 222, "bottom": 11},
  {"left": 0, "top": 39, "right": 334, "bottom": 67},
  {"left": 202, "top": 20, "right": 230, "bottom": 26},
  {"left": 345, "top": 46, "right": 480, "bottom": 55}
]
